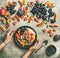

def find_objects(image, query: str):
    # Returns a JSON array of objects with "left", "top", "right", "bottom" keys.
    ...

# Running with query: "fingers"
[
  {"left": 8, "top": 29, "right": 14, "bottom": 36},
  {"left": 36, "top": 41, "right": 40, "bottom": 49},
  {"left": 34, "top": 40, "right": 40, "bottom": 49},
  {"left": 10, "top": 31, "right": 14, "bottom": 36}
]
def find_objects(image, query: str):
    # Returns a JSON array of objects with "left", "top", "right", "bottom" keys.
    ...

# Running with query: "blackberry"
[
  {"left": 49, "top": 12, "right": 54, "bottom": 17},
  {"left": 48, "top": 8, "right": 52, "bottom": 13}
]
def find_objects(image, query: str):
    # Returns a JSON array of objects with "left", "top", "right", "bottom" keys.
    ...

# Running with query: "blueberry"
[
  {"left": 53, "top": 34, "right": 60, "bottom": 41},
  {"left": 39, "top": 14, "right": 43, "bottom": 18},
  {"left": 31, "top": 9, "right": 36, "bottom": 15},
  {"left": 40, "top": 3, "right": 43, "bottom": 7},
  {"left": 6, "top": 5, "right": 15, "bottom": 11},
  {"left": 48, "top": 8, "right": 52, "bottom": 13},
  {"left": 17, "top": 10, "right": 24, "bottom": 16},
  {"left": 46, "top": 6, "right": 49, "bottom": 8},
  {"left": 38, "top": 9, "right": 42, "bottom": 12},
  {"left": 36, "top": 14, "right": 40, "bottom": 18},
  {"left": 31, "top": 4, "right": 39, "bottom": 14},
  {"left": 6, "top": 6, "right": 11, "bottom": 11},
  {"left": 35, "top": 3, "right": 40, "bottom": 8},
  {"left": 50, "top": 19, "right": 56, "bottom": 23},
  {"left": 42, "top": 15, "right": 47, "bottom": 21},
  {"left": 42, "top": 11, "right": 47, "bottom": 15},
  {"left": 49, "top": 12, "right": 54, "bottom": 17},
  {"left": 46, "top": 16, "right": 50, "bottom": 22},
  {"left": 9, "top": 5, "right": 15, "bottom": 10},
  {"left": 10, "top": 10, "right": 16, "bottom": 15}
]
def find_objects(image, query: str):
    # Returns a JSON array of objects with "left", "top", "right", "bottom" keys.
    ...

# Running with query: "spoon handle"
[{"left": 35, "top": 45, "right": 43, "bottom": 53}]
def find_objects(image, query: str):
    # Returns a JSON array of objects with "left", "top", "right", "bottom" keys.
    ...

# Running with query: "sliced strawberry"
[
  {"left": 16, "top": 33, "right": 20, "bottom": 39},
  {"left": 17, "top": 30, "right": 20, "bottom": 34}
]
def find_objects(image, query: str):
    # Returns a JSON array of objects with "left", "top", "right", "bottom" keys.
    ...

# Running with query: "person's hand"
[
  {"left": 29, "top": 40, "right": 40, "bottom": 52},
  {"left": 4, "top": 30, "right": 14, "bottom": 44}
]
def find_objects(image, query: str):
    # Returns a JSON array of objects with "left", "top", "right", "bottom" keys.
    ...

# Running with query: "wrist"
[
  {"left": 29, "top": 48, "right": 34, "bottom": 52},
  {"left": 4, "top": 41, "right": 8, "bottom": 45}
]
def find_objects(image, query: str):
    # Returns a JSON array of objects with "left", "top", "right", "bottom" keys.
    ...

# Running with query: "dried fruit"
[
  {"left": 34, "top": 17, "right": 40, "bottom": 23},
  {"left": 15, "top": 15, "right": 20, "bottom": 21},
  {"left": 12, "top": 1, "right": 17, "bottom": 6},
  {"left": 53, "top": 29, "right": 56, "bottom": 32},
  {"left": 25, "top": 6, "right": 28, "bottom": 11},
  {"left": 28, "top": 15, "right": 33, "bottom": 23},
  {"left": 49, "top": 24, "right": 58, "bottom": 28},
  {"left": 0, "top": 25, "right": 6, "bottom": 32},
  {"left": 23, "top": 10, "right": 27, "bottom": 15},
  {"left": 44, "top": 1, "right": 55, "bottom": 8},
  {"left": 23, "top": 0, "right": 26, "bottom": 5},
  {"left": 12, "top": 16, "right": 16, "bottom": 20},
  {"left": 18, "top": 0, "right": 23, "bottom": 7},
  {"left": 1, "top": 18, "right": 6, "bottom": 23},
  {"left": 6, "top": 13, "right": 10, "bottom": 18},
  {"left": 7, "top": 19, "right": 11, "bottom": 24},
  {"left": 36, "top": 21, "right": 45, "bottom": 27}
]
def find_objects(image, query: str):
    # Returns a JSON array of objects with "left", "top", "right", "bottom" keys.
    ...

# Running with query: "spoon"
[{"left": 35, "top": 40, "right": 48, "bottom": 53}]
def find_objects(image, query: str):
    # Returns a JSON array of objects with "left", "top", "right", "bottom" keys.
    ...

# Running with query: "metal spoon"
[{"left": 35, "top": 40, "right": 48, "bottom": 53}]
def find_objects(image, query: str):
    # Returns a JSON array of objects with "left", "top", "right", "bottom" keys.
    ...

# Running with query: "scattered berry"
[
  {"left": 47, "top": 29, "right": 51, "bottom": 33},
  {"left": 53, "top": 29, "right": 56, "bottom": 32},
  {"left": 24, "top": 17, "right": 28, "bottom": 21},
  {"left": 13, "top": 22, "right": 17, "bottom": 25},
  {"left": 49, "top": 33, "right": 53, "bottom": 37},
  {"left": 6, "top": 24, "right": 10, "bottom": 28},
  {"left": 42, "top": 29, "right": 46, "bottom": 33}
]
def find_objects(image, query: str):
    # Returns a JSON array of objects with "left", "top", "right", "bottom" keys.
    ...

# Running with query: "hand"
[
  {"left": 29, "top": 40, "right": 40, "bottom": 52},
  {"left": 4, "top": 30, "right": 14, "bottom": 44}
]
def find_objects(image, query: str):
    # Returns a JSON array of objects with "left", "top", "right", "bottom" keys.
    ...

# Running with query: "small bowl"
[{"left": 46, "top": 45, "right": 57, "bottom": 56}]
